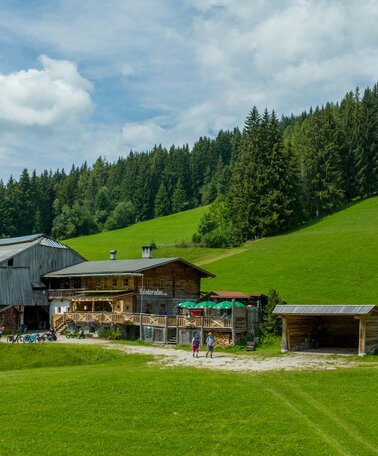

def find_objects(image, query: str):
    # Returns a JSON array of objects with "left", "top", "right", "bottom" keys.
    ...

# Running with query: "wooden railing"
[
  {"left": 61, "top": 312, "right": 241, "bottom": 330},
  {"left": 48, "top": 288, "right": 86, "bottom": 298}
]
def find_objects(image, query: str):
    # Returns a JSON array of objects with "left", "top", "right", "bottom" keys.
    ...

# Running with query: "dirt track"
[{"left": 56, "top": 335, "right": 363, "bottom": 372}]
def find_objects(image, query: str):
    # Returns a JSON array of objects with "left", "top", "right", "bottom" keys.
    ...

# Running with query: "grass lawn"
[{"left": 1, "top": 345, "right": 378, "bottom": 455}]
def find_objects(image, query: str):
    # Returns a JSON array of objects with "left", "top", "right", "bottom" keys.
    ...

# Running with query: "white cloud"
[
  {"left": 0, "top": 55, "right": 92, "bottom": 127},
  {"left": 0, "top": 1, "right": 378, "bottom": 181}
]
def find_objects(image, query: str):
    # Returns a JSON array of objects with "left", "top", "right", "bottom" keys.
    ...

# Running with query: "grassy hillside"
[
  {"left": 1, "top": 346, "right": 378, "bottom": 455},
  {"left": 202, "top": 197, "right": 378, "bottom": 304},
  {"left": 64, "top": 206, "right": 209, "bottom": 260},
  {"left": 65, "top": 197, "right": 378, "bottom": 304}
]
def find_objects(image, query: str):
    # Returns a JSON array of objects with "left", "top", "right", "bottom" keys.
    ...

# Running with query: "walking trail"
[{"left": 56, "top": 335, "right": 366, "bottom": 372}]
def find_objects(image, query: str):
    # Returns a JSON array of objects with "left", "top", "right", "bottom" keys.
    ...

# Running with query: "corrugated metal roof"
[
  {"left": 0, "top": 234, "right": 43, "bottom": 246},
  {"left": 40, "top": 237, "right": 68, "bottom": 249},
  {"left": 44, "top": 257, "right": 215, "bottom": 278},
  {"left": 0, "top": 234, "right": 74, "bottom": 263},
  {"left": 273, "top": 305, "right": 376, "bottom": 316},
  {"left": 0, "top": 237, "right": 42, "bottom": 263}
]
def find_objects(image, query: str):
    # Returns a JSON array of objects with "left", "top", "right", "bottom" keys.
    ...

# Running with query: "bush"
[{"left": 98, "top": 327, "right": 123, "bottom": 340}]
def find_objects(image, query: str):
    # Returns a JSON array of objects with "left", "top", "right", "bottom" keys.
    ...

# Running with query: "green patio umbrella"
[
  {"left": 215, "top": 301, "right": 245, "bottom": 309},
  {"left": 196, "top": 301, "right": 216, "bottom": 308},
  {"left": 178, "top": 301, "right": 199, "bottom": 308}
]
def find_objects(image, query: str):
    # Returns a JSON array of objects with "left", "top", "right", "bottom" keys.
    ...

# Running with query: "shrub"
[{"left": 98, "top": 327, "right": 123, "bottom": 340}]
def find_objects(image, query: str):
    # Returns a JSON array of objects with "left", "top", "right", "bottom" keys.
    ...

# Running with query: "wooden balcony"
[
  {"left": 56, "top": 311, "right": 245, "bottom": 331},
  {"left": 48, "top": 288, "right": 86, "bottom": 298}
]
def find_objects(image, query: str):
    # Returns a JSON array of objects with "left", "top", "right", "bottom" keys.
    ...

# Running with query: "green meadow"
[
  {"left": 0, "top": 344, "right": 378, "bottom": 456},
  {"left": 65, "top": 196, "right": 378, "bottom": 304}
]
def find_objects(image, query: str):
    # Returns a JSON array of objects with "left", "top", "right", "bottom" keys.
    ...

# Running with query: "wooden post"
[
  {"left": 200, "top": 316, "right": 204, "bottom": 346},
  {"left": 281, "top": 317, "right": 288, "bottom": 352},
  {"left": 231, "top": 298, "right": 235, "bottom": 345},
  {"left": 164, "top": 315, "right": 168, "bottom": 344},
  {"left": 358, "top": 318, "right": 366, "bottom": 356}
]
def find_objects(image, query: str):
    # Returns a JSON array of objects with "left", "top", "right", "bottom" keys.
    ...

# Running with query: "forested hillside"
[{"left": 0, "top": 83, "right": 376, "bottom": 242}]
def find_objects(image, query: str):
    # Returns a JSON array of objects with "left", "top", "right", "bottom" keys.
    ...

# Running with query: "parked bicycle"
[
  {"left": 23, "top": 332, "right": 44, "bottom": 344},
  {"left": 6, "top": 332, "right": 24, "bottom": 344},
  {"left": 41, "top": 329, "right": 57, "bottom": 342}
]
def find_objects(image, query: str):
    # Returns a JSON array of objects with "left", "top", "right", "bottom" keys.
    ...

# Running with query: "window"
[
  {"left": 179, "top": 280, "right": 185, "bottom": 289},
  {"left": 82, "top": 278, "right": 88, "bottom": 288},
  {"left": 8, "top": 258, "right": 13, "bottom": 266},
  {"left": 112, "top": 279, "right": 118, "bottom": 287},
  {"left": 146, "top": 278, "right": 153, "bottom": 288},
  {"left": 159, "top": 279, "right": 165, "bottom": 289},
  {"left": 188, "top": 280, "right": 195, "bottom": 291},
  {"left": 123, "top": 278, "right": 129, "bottom": 287},
  {"left": 96, "top": 278, "right": 101, "bottom": 287}
]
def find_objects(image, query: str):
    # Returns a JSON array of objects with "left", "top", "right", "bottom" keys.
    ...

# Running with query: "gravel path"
[{"left": 55, "top": 335, "right": 361, "bottom": 372}]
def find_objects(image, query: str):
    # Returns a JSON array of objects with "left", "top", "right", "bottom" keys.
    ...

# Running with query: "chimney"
[
  {"left": 141, "top": 245, "right": 154, "bottom": 259},
  {"left": 110, "top": 249, "right": 117, "bottom": 260}
]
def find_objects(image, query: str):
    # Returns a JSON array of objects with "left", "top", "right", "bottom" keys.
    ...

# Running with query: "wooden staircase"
[{"left": 167, "top": 335, "right": 177, "bottom": 345}]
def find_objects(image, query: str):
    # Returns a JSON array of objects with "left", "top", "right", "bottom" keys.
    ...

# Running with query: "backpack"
[{"left": 193, "top": 336, "right": 200, "bottom": 345}]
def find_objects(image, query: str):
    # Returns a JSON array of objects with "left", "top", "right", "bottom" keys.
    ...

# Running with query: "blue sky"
[{"left": 0, "top": 0, "right": 377, "bottom": 181}]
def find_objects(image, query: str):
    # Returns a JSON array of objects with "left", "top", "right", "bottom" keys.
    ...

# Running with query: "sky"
[{"left": 0, "top": 0, "right": 377, "bottom": 181}]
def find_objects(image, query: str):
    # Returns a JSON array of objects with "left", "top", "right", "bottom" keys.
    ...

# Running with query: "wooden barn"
[
  {"left": 0, "top": 234, "right": 85, "bottom": 330},
  {"left": 273, "top": 305, "right": 378, "bottom": 356}
]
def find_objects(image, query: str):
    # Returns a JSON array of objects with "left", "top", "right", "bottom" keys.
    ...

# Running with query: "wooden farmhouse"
[
  {"left": 46, "top": 247, "right": 250, "bottom": 345},
  {"left": 273, "top": 305, "right": 378, "bottom": 356},
  {"left": 0, "top": 234, "right": 85, "bottom": 330}
]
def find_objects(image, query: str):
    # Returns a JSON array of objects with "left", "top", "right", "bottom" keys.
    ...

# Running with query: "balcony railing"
[
  {"left": 58, "top": 312, "right": 243, "bottom": 330},
  {"left": 48, "top": 288, "right": 86, "bottom": 298}
]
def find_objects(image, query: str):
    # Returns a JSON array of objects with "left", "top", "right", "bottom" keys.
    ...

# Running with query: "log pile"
[{"left": 210, "top": 332, "right": 231, "bottom": 346}]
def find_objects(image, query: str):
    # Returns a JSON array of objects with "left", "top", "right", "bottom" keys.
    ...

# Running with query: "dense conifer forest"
[{"left": 0, "top": 84, "right": 377, "bottom": 245}]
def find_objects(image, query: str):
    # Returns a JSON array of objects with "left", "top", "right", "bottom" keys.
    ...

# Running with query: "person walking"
[
  {"left": 192, "top": 334, "right": 200, "bottom": 358},
  {"left": 205, "top": 332, "right": 215, "bottom": 358}
]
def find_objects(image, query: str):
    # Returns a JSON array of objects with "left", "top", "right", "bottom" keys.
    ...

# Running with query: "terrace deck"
[{"left": 53, "top": 311, "right": 247, "bottom": 331}]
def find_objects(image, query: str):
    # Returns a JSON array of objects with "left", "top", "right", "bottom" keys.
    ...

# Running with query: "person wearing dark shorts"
[{"left": 206, "top": 332, "right": 215, "bottom": 358}]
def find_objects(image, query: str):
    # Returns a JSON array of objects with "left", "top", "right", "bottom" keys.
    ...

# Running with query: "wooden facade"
[
  {"left": 46, "top": 257, "right": 213, "bottom": 317},
  {"left": 0, "top": 305, "right": 21, "bottom": 331},
  {"left": 274, "top": 305, "right": 378, "bottom": 356}
]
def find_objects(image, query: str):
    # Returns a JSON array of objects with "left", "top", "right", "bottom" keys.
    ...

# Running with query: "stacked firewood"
[{"left": 211, "top": 333, "right": 231, "bottom": 346}]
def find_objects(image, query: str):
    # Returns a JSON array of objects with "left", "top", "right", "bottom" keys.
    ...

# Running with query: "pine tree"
[
  {"left": 355, "top": 87, "right": 378, "bottom": 196},
  {"left": 301, "top": 105, "right": 344, "bottom": 216},
  {"left": 154, "top": 182, "right": 170, "bottom": 217},
  {"left": 171, "top": 179, "right": 187, "bottom": 213}
]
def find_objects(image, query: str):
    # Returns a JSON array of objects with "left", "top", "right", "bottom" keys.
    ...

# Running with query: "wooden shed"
[{"left": 273, "top": 305, "right": 378, "bottom": 356}]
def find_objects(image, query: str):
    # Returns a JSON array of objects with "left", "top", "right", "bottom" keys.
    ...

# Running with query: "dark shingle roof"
[
  {"left": 273, "top": 304, "right": 375, "bottom": 316},
  {"left": 44, "top": 257, "right": 215, "bottom": 278}
]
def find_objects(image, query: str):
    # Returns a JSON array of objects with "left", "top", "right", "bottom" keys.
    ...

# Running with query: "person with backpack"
[
  {"left": 206, "top": 332, "right": 215, "bottom": 358},
  {"left": 192, "top": 334, "right": 200, "bottom": 358}
]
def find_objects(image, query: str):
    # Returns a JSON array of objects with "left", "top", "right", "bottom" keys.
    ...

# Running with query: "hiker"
[
  {"left": 0, "top": 325, "right": 4, "bottom": 340},
  {"left": 192, "top": 334, "right": 200, "bottom": 358},
  {"left": 205, "top": 332, "right": 215, "bottom": 358}
]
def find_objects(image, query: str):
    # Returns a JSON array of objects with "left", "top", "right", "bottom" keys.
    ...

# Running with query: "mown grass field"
[
  {"left": 0, "top": 344, "right": 378, "bottom": 455},
  {"left": 64, "top": 196, "right": 378, "bottom": 304}
]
